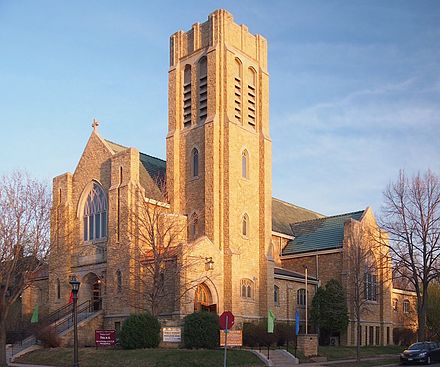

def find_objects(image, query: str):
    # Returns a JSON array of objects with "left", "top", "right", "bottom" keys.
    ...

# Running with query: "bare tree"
[
  {"left": 381, "top": 170, "right": 440, "bottom": 341},
  {"left": 0, "top": 171, "right": 50, "bottom": 365},
  {"left": 344, "top": 221, "right": 390, "bottom": 362},
  {"left": 117, "top": 188, "right": 213, "bottom": 317}
]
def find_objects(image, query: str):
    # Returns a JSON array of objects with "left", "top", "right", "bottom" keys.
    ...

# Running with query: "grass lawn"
[{"left": 16, "top": 347, "right": 263, "bottom": 367}]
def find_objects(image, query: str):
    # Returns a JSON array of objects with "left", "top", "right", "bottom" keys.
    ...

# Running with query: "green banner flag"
[
  {"left": 267, "top": 309, "right": 275, "bottom": 333},
  {"left": 31, "top": 304, "right": 39, "bottom": 324}
]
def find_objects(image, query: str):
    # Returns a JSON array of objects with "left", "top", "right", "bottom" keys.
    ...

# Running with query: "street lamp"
[{"left": 69, "top": 275, "right": 80, "bottom": 367}]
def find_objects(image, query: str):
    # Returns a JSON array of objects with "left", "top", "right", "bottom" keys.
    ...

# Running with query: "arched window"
[
  {"left": 83, "top": 182, "right": 107, "bottom": 241},
  {"left": 274, "top": 285, "right": 279, "bottom": 305},
  {"left": 297, "top": 288, "right": 306, "bottom": 306},
  {"left": 364, "top": 271, "right": 377, "bottom": 301},
  {"left": 247, "top": 67, "right": 256, "bottom": 128},
  {"left": 56, "top": 278, "right": 60, "bottom": 299},
  {"left": 240, "top": 279, "right": 253, "bottom": 299},
  {"left": 189, "top": 212, "right": 198, "bottom": 239},
  {"left": 191, "top": 148, "right": 199, "bottom": 177},
  {"left": 183, "top": 65, "right": 192, "bottom": 128},
  {"left": 234, "top": 58, "right": 242, "bottom": 123},
  {"left": 403, "top": 300, "right": 410, "bottom": 313},
  {"left": 198, "top": 57, "right": 208, "bottom": 123},
  {"left": 242, "top": 149, "right": 249, "bottom": 178},
  {"left": 392, "top": 298, "right": 398, "bottom": 311},
  {"left": 242, "top": 213, "right": 249, "bottom": 237},
  {"left": 116, "top": 270, "right": 122, "bottom": 293}
]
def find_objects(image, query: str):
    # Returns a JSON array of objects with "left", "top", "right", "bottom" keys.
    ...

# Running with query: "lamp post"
[{"left": 69, "top": 275, "right": 80, "bottom": 367}]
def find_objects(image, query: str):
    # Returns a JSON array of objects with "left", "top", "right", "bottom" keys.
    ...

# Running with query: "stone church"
[{"left": 44, "top": 9, "right": 417, "bottom": 346}]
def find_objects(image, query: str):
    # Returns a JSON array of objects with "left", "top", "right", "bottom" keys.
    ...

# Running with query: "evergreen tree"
[{"left": 311, "top": 279, "right": 349, "bottom": 344}]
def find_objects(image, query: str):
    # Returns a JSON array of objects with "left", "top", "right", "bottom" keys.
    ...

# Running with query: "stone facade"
[{"left": 41, "top": 9, "right": 418, "bottom": 347}]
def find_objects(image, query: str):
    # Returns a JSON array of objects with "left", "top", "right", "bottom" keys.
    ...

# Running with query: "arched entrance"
[
  {"left": 82, "top": 273, "right": 102, "bottom": 311},
  {"left": 194, "top": 283, "right": 216, "bottom": 313}
]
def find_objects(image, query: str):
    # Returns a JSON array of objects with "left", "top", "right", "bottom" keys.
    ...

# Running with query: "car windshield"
[{"left": 408, "top": 343, "right": 427, "bottom": 350}]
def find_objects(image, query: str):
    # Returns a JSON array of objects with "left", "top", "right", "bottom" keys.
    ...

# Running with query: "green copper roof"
[
  {"left": 282, "top": 210, "right": 365, "bottom": 255},
  {"left": 272, "top": 198, "right": 323, "bottom": 235}
]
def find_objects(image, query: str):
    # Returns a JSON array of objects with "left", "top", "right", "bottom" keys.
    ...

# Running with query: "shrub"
[
  {"left": 275, "top": 322, "right": 295, "bottom": 347},
  {"left": 119, "top": 313, "right": 161, "bottom": 349},
  {"left": 183, "top": 311, "right": 219, "bottom": 349},
  {"left": 393, "top": 327, "right": 416, "bottom": 346},
  {"left": 242, "top": 320, "right": 278, "bottom": 347},
  {"left": 34, "top": 325, "right": 61, "bottom": 348}
]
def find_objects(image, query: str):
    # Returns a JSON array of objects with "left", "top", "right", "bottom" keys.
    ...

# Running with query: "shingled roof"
[
  {"left": 282, "top": 210, "right": 365, "bottom": 255},
  {"left": 272, "top": 197, "right": 323, "bottom": 235}
]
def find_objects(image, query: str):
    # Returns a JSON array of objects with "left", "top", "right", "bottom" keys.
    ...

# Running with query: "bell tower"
[{"left": 166, "top": 9, "right": 273, "bottom": 317}]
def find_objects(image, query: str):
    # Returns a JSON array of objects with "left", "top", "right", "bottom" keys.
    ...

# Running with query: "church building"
[{"left": 45, "top": 9, "right": 417, "bottom": 346}]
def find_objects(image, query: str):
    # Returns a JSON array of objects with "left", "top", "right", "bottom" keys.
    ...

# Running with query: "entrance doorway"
[
  {"left": 83, "top": 272, "right": 102, "bottom": 311},
  {"left": 194, "top": 283, "right": 216, "bottom": 313}
]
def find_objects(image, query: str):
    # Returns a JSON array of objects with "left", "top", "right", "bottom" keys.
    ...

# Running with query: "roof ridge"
[
  {"left": 291, "top": 209, "right": 365, "bottom": 226},
  {"left": 104, "top": 139, "right": 127, "bottom": 150},
  {"left": 272, "top": 197, "right": 324, "bottom": 217},
  {"left": 139, "top": 151, "right": 166, "bottom": 164},
  {"left": 104, "top": 139, "right": 166, "bottom": 163}
]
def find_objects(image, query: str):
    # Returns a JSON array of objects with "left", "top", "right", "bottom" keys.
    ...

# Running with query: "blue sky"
[{"left": 0, "top": 1, "right": 439, "bottom": 216}]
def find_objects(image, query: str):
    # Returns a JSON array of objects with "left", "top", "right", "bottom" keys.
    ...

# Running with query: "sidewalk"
[{"left": 302, "top": 354, "right": 398, "bottom": 367}]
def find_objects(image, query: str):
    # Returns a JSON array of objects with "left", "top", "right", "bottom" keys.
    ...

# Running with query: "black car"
[{"left": 400, "top": 342, "right": 440, "bottom": 365}]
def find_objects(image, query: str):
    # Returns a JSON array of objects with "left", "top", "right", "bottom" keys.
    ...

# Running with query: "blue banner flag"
[{"left": 295, "top": 309, "right": 300, "bottom": 335}]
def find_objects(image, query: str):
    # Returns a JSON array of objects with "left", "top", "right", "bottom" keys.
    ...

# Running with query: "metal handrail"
[{"left": 53, "top": 300, "right": 93, "bottom": 334}]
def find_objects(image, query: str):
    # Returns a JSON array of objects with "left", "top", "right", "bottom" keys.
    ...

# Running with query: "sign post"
[{"left": 219, "top": 311, "right": 235, "bottom": 367}]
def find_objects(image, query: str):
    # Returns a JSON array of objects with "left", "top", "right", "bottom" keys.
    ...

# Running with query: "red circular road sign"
[{"left": 219, "top": 311, "right": 234, "bottom": 330}]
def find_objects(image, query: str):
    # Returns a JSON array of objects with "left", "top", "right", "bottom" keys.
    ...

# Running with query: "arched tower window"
[
  {"left": 242, "top": 213, "right": 249, "bottom": 237},
  {"left": 183, "top": 65, "right": 192, "bottom": 128},
  {"left": 247, "top": 67, "right": 256, "bottom": 129},
  {"left": 191, "top": 148, "right": 199, "bottom": 178},
  {"left": 56, "top": 278, "right": 60, "bottom": 299},
  {"left": 240, "top": 279, "right": 254, "bottom": 299},
  {"left": 234, "top": 58, "right": 242, "bottom": 123},
  {"left": 242, "top": 149, "right": 249, "bottom": 179},
  {"left": 83, "top": 182, "right": 107, "bottom": 241},
  {"left": 116, "top": 270, "right": 122, "bottom": 293},
  {"left": 297, "top": 288, "right": 306, "bottom": 306},
  {"left": 198, "top": 57, "right": 208, "bottom": 123}
]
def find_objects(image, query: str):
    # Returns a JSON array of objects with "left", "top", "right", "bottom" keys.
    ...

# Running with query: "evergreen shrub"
[
  {"left": 119, "top": 313, "right": 161, "bottom": 349},
  {"left": 183, "top": 311, "right": 219, "bottom": 349}
]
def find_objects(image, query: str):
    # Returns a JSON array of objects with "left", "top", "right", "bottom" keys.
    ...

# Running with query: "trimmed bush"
[
  {"left": 119, "top": 313, "right": 161, "bottom": 349},
  {"left": 183, "top": 311, "right": 219, "bottom": 349}
]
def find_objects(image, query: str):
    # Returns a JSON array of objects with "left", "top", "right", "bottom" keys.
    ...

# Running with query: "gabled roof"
[
  {"left": 272, "top": 197, "right": 323, "bottom": 235},
  {"left": 282, "top": 210, "right": 365, "bottom": 255},
  {"left": 105, "top": 139, "right": 166, "bottom": 200}
]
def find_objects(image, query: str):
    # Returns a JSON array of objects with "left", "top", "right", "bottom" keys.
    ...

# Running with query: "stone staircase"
[{"left": 258, "top": 348, "right": 299, "bottom": 366}]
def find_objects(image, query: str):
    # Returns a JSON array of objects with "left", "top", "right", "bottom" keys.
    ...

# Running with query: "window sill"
[{"left": 83, "top": 237, "right": 108, "bottom": 246}]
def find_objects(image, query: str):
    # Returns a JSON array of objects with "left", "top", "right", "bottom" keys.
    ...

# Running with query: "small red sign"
[
  {"left": 95, "top": 329, "right": 116, "bottom": 347},
  {"left": 219, "top": 311, "right": 235, "bottom": 330}
]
